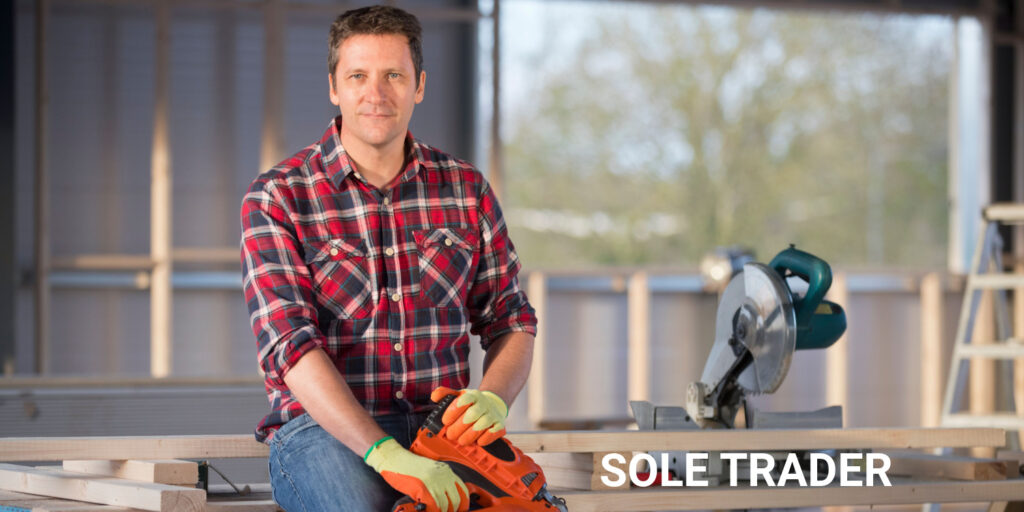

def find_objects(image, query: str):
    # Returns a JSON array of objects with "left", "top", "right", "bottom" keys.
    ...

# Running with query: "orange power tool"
[{"left": 390, "top": 393, "right": 569, "bottom": 512}]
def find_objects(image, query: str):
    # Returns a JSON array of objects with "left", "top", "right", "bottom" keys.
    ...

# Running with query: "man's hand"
[
  {"left": 364, "top": 437, "right": 469, "bottom": 512},
  {"left": 431, "top": 387, "right": 508, "bottom": 446}
]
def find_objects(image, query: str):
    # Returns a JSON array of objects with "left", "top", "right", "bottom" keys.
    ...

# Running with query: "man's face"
[{"left": 329, "top": 33, "right": 426, "bottom": 152}]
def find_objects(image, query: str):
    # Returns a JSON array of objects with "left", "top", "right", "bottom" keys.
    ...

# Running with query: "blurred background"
[{"left": 1, "top": 0, "right": 1021, "bottom": 486}]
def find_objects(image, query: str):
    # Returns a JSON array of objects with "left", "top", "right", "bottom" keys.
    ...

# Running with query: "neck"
[{"left": 340, "top": 132, "right": 407, "bottom": 190}]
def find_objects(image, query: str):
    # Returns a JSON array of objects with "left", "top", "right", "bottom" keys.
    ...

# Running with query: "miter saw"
[{"left": 630, "top": 246, "right": 848, "bottom": 482}]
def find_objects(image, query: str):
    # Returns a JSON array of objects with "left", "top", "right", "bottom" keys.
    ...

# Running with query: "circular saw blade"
[{"left": 704, "top": 263, "right": 797, "bottom": 395}]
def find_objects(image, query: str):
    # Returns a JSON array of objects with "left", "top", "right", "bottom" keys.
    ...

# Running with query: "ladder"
[{"left": 939, "top": 203, "right": 1024, "bottom": 446}]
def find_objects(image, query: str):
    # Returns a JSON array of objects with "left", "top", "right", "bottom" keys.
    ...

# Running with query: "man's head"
[
  {"left": 328, "top": 5, "right": 423, "bottom": 88},
  {"left": 327, "top": 5, "right": 427, "bottom": 155}
]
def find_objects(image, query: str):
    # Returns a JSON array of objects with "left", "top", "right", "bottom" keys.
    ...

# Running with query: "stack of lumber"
[
  {"left": 0, "top": 428, "right": 1020, "bottom": 511},
  {"left": 0, "top": 436, "right": 276, "bottom": 512},
  {"left": 505, "top": 428, "right": 1024, "bottom": 511}
]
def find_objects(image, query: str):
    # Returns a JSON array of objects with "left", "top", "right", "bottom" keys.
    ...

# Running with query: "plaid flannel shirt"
[{"left": 241, "top": 117, "right": 537, "bottom": 442}]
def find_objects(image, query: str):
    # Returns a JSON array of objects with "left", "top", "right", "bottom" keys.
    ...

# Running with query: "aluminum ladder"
[{"left": 939, "top": 203, "right": 1024, "bottom": 446}]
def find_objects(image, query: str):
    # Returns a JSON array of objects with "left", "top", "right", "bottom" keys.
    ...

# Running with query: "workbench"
[{"left": 0, "top": 427, "right": 1019, "bottom": 511}]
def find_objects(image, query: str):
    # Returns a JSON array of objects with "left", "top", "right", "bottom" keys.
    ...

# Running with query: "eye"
[
  {"left": 388, "top": 72, "right": 401, "bottom": 79},
  {"left": 349, "top": 73, "right": 365, "bottom": 80}
]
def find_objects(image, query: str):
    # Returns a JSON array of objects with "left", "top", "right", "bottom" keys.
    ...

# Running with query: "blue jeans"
[{"left": 269, "top": 412, "right": 429, "bottom": 512}]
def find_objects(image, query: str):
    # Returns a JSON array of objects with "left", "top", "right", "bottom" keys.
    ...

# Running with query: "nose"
[{"left": 365, "top": 75, "right": 388, "bottom": 103}]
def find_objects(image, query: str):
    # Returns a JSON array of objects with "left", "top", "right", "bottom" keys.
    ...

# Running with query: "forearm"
[
  {"left": 478, "top": 331, "right": 534, "bottom": 408},
  {"left": 282, "top": 347, "right": 387, "bottom": 456}
]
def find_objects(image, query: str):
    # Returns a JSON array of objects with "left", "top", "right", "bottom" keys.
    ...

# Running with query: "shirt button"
[
  {"left": 394, "top": 343, "right": 403, "bottom": 351},
  {"left": 383, "top": 197, "right": 391, "bottom": 206},
  {"left": 444, "top": 238, "right": 453, "bottom": 247},
  {"left": 395, "top": 390, "right": 404, "bottom": 399},
  {"left": 384, "top": 247, "right": 395, "bottom": 256},
  {"left": 329, "top": 248, "right": 339, "bottom": 257},
  {"left": 391, "top": 293, "right": 401, "bottom": 302}
]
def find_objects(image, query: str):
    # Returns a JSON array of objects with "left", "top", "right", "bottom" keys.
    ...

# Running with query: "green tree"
[{"left": 502, "top": 4, "right": 950, "bottom": 269}]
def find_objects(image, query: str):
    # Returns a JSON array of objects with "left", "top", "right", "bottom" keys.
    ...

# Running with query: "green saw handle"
[{"left": 768, "top": 246, "right": 847, "bottom": 350}]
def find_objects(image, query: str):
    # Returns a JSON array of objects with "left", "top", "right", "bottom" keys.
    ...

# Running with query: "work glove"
[
  {"left": 364, "top": 436, "right": 469, "bottom": 512},
  {"left": 431, "top": 387, "right": 508, "bottom": 446}
]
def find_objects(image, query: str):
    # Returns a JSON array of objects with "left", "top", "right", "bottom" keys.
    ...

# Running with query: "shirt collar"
[{"left": 319, "top": 116, "right": 423, "bottom": 190}]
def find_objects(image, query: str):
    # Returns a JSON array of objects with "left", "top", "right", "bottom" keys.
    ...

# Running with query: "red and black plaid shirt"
[{"left": 241, "top": 117, "right": 537, "bottom": 442}]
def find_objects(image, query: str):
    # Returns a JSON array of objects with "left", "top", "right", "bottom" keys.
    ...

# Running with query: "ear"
[
  {"left": 328, "top": 73, "right": 340, "bottom": 106},
  {"left": 414, "top": 71, "right": 426, "bottom": 104}
]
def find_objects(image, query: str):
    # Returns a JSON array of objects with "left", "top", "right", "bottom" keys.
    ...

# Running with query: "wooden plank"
[
  {"left": 61, "top": 461, "right": 197, "bottom": 486},
  {"left": 996, "top": 449, "right": 1024, "bottom": 477},
  {"left": 627, "top": 272, "right": 651, "bottom": 403},
  {"left": 825, "top": 272, "right": 849, "bottom": 416},
  {"left": 258, "top": 0, "right": 285, "bottom": 172},
  {"left": 0, "top": 465, "right": 204, "bottom": 511},
  {"left": 0, "top": 490, "right": 46, "bottom": 501},
  {"left": 530, "top": 452, "right": 594, "bottom": 491},
  {"left": 205, "top": 500, "right": 280, "bottom": 512},
  {"left": 149, "top": 0, "right": 173, "bottom": 379},
  {"left": 985, "top": 203, "right": 1024, "bottom": 222},
  {"left": 920, "top": 272, "right": 944, "bottom": 427},
  {"left": 886, "top": 452, "right": 1011, "bottom": 481},
  {"left": 0, "top": 436, "right": 267, "bottom": 462},
  {"left": 529, "top": 452, "right": 593, "bottom": 472},
  {"left": 0, "top": 497, "right": 139, "bottom": 511},
  {"left": 505, "top": 427, "right": 1007, "bottom": 453},
  {"left": 536, "top": 466, "right": 591, "bottom": 491},
  {"left": 590, "top": 452, "right": 628, "bottom": 491},
  {"left": 526, "top": 272, "right": 547, "bottom": 427},
  {"left": 556, "top": 479, "right": 1024, "bottom": 512},
  {"left": 971, "top": 289, "right": 998, "bottom": 459}
]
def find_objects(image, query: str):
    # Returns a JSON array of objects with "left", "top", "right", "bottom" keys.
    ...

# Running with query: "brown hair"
[{"left": 328, "top": 5, "right": 423, "bottom": 85}]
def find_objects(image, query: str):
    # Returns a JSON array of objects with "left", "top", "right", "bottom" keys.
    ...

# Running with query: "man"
[{"left": 240, "top": 5, "right": 536, "bottom": 511}]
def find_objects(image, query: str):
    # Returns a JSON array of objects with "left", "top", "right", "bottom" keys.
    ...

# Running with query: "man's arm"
[
  {"left": 241, "top": 181, "right": 385, "bottom": 454},
  {"left": 479, "top": 331, "right": 535, "bottom": 408},
  {"left": 282, "top": 348, "right": 386, "bottom": 456}
]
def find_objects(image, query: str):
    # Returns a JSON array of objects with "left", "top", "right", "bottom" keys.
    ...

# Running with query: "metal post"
[
  {"left": 948, "top": 17, "right": 961, "bottom": 274},
  {"left": 1013, "top": 0, "right": 1024, "bottom": 419},
  {"left": 487, "top": 0, "right": 502, "bottom": 199},
  {"left": 0, "top": 0, "right": 14, "bottom": 375},
  {"left": 150, "top": 0, "right": 173, "bottom": 378},
  {"left": 33, "top": 0, "right": 49, "bottom": 375}
]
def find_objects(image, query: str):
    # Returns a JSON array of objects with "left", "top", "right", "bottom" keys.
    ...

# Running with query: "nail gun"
[{"left": 390, "top": 392, "right": 569, "bottom": 512}]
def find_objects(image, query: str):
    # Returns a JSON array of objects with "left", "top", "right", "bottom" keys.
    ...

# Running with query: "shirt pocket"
[
  {"left": 303, "top": 237, "right": 374, "bottom": 320},
  {"left": 414, "top": 227, "right": 479, "bottom": 309}
]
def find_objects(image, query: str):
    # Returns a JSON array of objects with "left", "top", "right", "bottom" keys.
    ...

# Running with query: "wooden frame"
[
  {"left": 0, "top": 464, "right": 205, "bottom": 512},
  {"left": 505, "top": 427, "right": 1007, "bottom": 453},
  {"left": 0, "top": 428, "right": 1005, "bottom": 463},
  {"left": 0, "top": 426, "right": 1017, "bottom": 511},
  {"left": 555, "top": 480, "right": 1024, "bottom": 512}
]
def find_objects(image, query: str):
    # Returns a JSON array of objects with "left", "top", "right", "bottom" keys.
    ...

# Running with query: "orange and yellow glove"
[
  {"left": 431, "top": 387, "right": 508, "bottom": 446},
  {"left": 364, "top": 436, "right": 469, "bottom": 512}
]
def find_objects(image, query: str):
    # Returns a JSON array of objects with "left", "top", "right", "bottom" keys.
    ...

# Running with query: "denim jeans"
[{"left": 268, "top": 412, "right": 429, "bottom": 512}]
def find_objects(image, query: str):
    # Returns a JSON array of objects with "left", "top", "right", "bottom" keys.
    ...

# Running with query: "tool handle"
[{"left": 768, "top": 246, "right": 832, "bottom": 331}]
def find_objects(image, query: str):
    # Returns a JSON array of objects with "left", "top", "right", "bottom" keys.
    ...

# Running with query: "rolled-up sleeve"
[
  {"left": 466, "top": 182, "right": 538, "bottom": 350},
  {"left": 241, "top": 180, "right": 325, "bottom": 386}
]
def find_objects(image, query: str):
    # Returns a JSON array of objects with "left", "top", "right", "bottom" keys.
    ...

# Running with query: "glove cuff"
[
  {"left": 481, "top": 390, "right": 508, "bottom": 417},
  {"left": 363, "top": 435, "right": 395, "bottom": 465}
]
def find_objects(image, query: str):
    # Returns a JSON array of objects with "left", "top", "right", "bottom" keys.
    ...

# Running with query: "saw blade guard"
[{"left": 702, "top": 262, "right": 797, "bottom": 396}]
